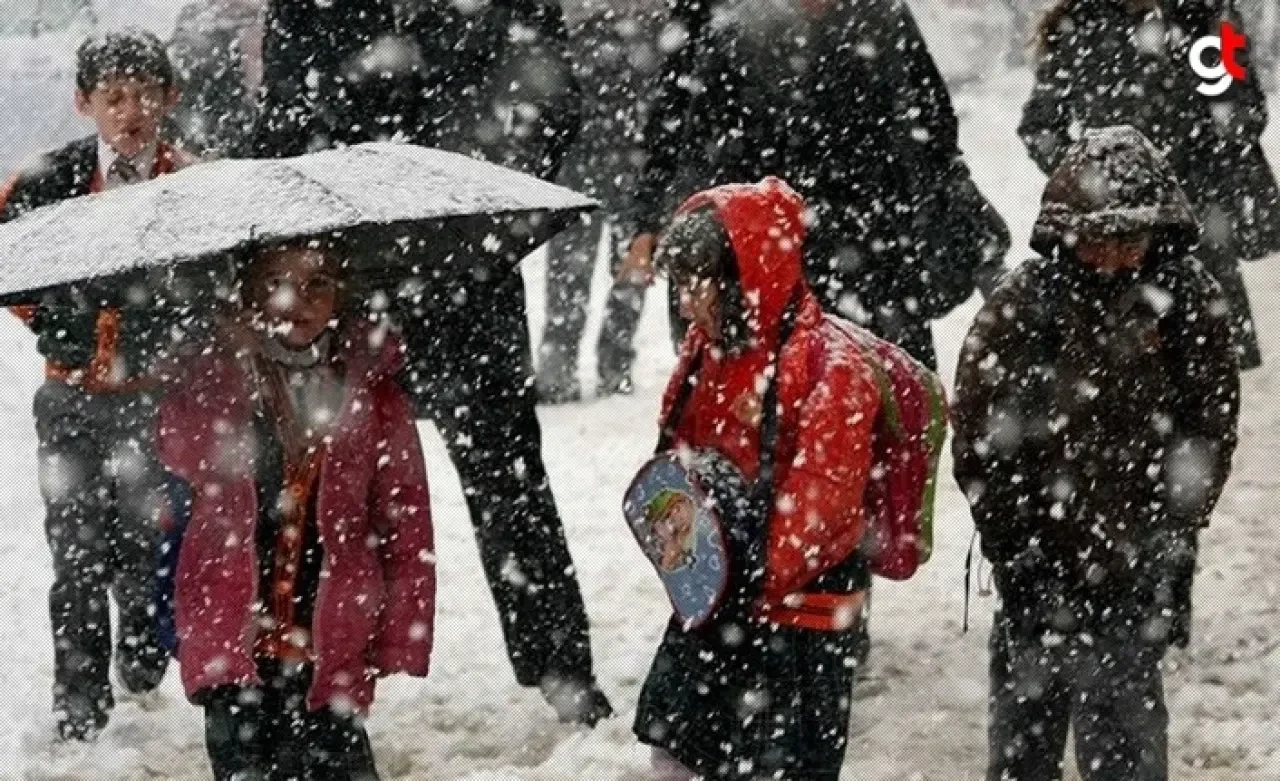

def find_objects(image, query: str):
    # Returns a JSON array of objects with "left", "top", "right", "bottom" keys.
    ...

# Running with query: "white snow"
[{"left": 1, "top": 69, "right": 1278, "bottom": 780}]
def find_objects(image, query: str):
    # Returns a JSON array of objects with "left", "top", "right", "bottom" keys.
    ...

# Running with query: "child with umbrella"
[{"left": 156, "top": 236, "right": 435, "bottom": 780}]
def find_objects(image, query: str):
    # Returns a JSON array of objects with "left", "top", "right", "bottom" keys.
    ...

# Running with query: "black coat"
[
  {"left": 1019, "top": 0, "right": 1279, "bottom": 367},
  {"left": 254, "top": 0, "right": 581, "bottom": 182},
  {"left": 632, "top": 0, "right": 1009, "bottom": 329},
  {"left": 1, "top": 138, "right": 204, "bottom": 375},
  {"left": 953, "top": 126, "right": 1240, "bottom": 645},
  {"left": 253, "top": 0, "right": 399, "bottom": 156}
]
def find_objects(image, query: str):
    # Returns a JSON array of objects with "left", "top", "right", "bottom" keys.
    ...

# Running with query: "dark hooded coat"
[
  {"left": 631, "top": 0, "right": 1009, "bottom": 366},
  {"left": 953, "top": 126, "right": 1240, "bottom": 645},
  {"left": 1019, "top": 0, "right": 1277, "bottom": 368}
]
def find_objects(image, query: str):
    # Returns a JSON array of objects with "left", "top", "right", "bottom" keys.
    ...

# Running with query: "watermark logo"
[{"left": 1190, "top": 21, "right": 1247, "bottom": 96}]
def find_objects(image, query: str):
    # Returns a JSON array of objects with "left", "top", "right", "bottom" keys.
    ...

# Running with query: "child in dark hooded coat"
[{"left": 953, "top": 125, "right": 1240, "bottom": 781}]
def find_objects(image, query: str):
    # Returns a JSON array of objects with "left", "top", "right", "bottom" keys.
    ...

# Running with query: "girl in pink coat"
[{"left": 157, "top": 238, "right": 435, "bottom": 780}]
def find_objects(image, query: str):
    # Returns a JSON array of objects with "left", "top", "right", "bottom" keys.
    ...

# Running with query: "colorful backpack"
[{"left": 833, "top": 320, "right": 948, "bottom": 581}]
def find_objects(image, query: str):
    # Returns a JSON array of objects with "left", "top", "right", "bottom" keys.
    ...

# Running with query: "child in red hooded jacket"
[
  {"left": 156, "top": 238, "right": 435, "bottom": 781},
  {"left": 632, "top": 178, "right": 881, "bottom": 780}
]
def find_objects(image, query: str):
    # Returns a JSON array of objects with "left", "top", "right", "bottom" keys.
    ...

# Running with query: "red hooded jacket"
[
  {"left": 156, "top": 322, "right": 435, "bottom": 713},
  {"left": 660, "top": 178, "right": 880, "bottom": 613}
]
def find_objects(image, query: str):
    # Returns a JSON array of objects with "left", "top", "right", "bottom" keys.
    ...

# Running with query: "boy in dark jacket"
[
  {"left": 634, "top": 178, "right": 880, "bottom": 780},
  {"left": 0, "top": 31, "right": 194, "bottom": 741},
  {"left": 953, "top": 126, "right": 1240, "bottom": 781}
]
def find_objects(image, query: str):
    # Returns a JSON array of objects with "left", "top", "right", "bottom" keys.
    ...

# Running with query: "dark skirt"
[{"left": 634, "top": 615, "right": 861, "bottom": 780}]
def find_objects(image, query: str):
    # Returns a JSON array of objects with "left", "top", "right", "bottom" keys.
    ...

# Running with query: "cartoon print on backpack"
[{"left": 624, "top": 452, "right": 734, "bottom": 629}]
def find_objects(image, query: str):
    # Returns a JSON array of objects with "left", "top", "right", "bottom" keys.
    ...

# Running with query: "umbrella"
[{"left": 0, "top": 142, "right": 596, "bottom": 305}]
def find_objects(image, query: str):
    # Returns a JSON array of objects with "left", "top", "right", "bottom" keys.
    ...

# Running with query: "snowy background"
[{"left": 1, "top": 3, "right": 1278, "bottom": 780}]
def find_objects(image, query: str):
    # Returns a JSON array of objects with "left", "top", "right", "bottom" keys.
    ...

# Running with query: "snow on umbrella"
[{"left": 0, "top": 142, "right": 596, "bottom": 305}]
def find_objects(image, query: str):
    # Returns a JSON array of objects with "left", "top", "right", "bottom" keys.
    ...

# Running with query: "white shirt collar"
[{"left": 98, "top": 137, "right": 159, "bottom": 188}]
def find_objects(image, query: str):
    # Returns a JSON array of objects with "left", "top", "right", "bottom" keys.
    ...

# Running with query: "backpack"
[{"left": 833, "top": 320, "right": 948, "bottom": 581}]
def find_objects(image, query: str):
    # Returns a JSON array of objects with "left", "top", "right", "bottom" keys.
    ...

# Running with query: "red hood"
[{"left": 675, "top": 177, "right": 810, "bottom": 347}]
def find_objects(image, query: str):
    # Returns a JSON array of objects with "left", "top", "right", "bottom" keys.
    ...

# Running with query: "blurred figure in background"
[
  {"left": 167, "top": 0, "right": 265, "bottom": 158},
  {"left": 535, "top": 0, "right": 666, "bottom": 403},
  {"left": 1019, "top": 0, "right": 1280, "bottom": 370},
  {"left": 619, "top": 0, "right": 1009, "bottom": 371}
]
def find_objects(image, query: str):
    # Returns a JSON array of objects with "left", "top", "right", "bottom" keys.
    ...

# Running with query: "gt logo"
[{"left": 1190, "top": 21, "right": 1248, "bottom": 97}]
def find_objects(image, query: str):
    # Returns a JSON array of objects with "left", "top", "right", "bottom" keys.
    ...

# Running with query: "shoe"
[
  {"left": 54, "top": 694, "right": 108, "bottom": 743},
  {"left": 114, "top": 644, "right": 169, "bottom": 696},
  {"left": 536, "top": 344, "right": 582, "bottom": 405},
  {"left": 539, "top": 675, "right": 615, "bottom": 728},
  {"left": 595, "top": 372, "right": 634, "bottom": 398},
  {"left": 536, "top": 374, "right": 582, "bottom": 405}
]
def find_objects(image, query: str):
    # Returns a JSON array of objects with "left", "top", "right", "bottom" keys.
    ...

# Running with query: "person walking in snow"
[
  {"left": 0, "top": 31, "right": 195, "bottom": 741},
  {"left": 167, "top": 0, "right": 265, "bottom": 157},
  {"left": 1019, "top": 0, "right": 1280, "bottom": 370},
  {"left": 253, "top": 0, "right": 614, "bottom": 724},
  {"left": 617, "top": 0, "right": 1010, "bottom": 370},
  {"left": 156, "top": 239, "right": 435, "bottom": 780},
  {"left": 632, "top": 178, "right": 881, "bottom": 780},
  {"left": 953, "top": 126, "right": 1240, "bottom": 781},
  {"left": 535, "top": 0, "right": 667, "bottom": 402}
]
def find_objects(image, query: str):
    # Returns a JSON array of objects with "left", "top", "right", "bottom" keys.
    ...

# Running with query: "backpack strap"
[{"left": 752, "top": 286, "right": 804, "bottom": 503}]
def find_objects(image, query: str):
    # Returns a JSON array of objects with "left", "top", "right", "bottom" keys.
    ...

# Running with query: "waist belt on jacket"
[{"left": 757, "top": 590, "right": 867, "bottom": 632}]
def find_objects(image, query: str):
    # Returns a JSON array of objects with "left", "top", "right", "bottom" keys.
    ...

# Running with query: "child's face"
[
  {"left": 1077, "top": 235, "right": 1151, "bottom": 274},
  {"left": 677, "top": 276, "right": 722, "bottom": 342},
  {"left": 76, "top": 76, "right": 179, "bottom": 160},
  {"left": 249, "top": 246, "right": 341, "bottom": 350}
]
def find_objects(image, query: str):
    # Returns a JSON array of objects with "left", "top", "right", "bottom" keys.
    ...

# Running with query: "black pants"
[
  {"left": 987, "top": 612, "right": 1169, "bottom": 781},
  {"left": 202, "top": 662, "right": 379, "bottom": 781},
  {"left": 34, "top": 382, "right": 169, "bottom": 733},
  {"left": 539, "top": 211, "right": 647, "bottom": 386},
  {"left": 398, "top": 269, "right": 596, "bottom": 687}
]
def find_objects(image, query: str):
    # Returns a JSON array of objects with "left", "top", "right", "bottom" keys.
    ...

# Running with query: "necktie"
[{"left": 110, "top": 157, "right": 140, "bottom": 186}]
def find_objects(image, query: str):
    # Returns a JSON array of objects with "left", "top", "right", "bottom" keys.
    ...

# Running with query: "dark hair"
[
  {"left": 1036, "top": 0, "right": 1079, "bottom": 56},
  {"left": 76, "top": 30, "right": 175, "bottom": 93},
  {"left": 656, "top": 207, "right": 751, "bottom": 351}
]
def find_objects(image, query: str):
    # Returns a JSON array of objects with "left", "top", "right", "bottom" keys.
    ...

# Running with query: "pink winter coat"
[{"left": 157, "top": 322, "right": 435, "bottom": 713}]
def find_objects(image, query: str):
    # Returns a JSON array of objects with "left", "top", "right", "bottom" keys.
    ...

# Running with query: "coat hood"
[
  {"left": 673, "top": 177, "right": 812, "bottom": 346},
  {"left": 1030, "top": 125, "right": 1201, "bottom": 258}
]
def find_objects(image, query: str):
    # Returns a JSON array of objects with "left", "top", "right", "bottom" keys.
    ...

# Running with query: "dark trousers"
[
  {"left": 202, "top": 662, "right": 379, "bottom": 781},
  {"left": 34, "top": 382, "right": 169, "bottom": 732},
  {"left": 988, "top": 612, "right": 1169, "bottom": 781},
  {"left": 400, "top": 270, "right": 596, "bottom": 687},
  {"left": 539, "top": 211, "right": 647, "bottom": 386}
]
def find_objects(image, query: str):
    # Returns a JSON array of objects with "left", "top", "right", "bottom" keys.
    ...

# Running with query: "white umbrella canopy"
[{"left": 0, "top": 142, "right": 596, "bottom": 305}]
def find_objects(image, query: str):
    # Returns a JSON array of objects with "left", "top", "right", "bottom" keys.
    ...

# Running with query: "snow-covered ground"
[{"left": 1, "top": 69, "right": 1278, "bottom": 780}]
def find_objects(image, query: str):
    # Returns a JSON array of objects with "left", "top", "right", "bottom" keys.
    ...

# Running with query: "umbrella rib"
[{"left": 278, "top": 154, "right": 369, "bottom": 229}]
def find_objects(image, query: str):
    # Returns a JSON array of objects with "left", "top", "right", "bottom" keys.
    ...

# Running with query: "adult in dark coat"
[
  {"left": 1019, "top": 0, "right": 1280, "bottom": 369},
  {"left": 953, "top": 126, "right": 1240, "bottom": 781},
  {"left": 253, "top": 0, "right": 612, "bottom": 724},
  {"left": 535, "top": 2, "right": 667, "bottom": 402},
  {"left": 620, "top": 0, "right": 1010, "bottom": 369}
]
